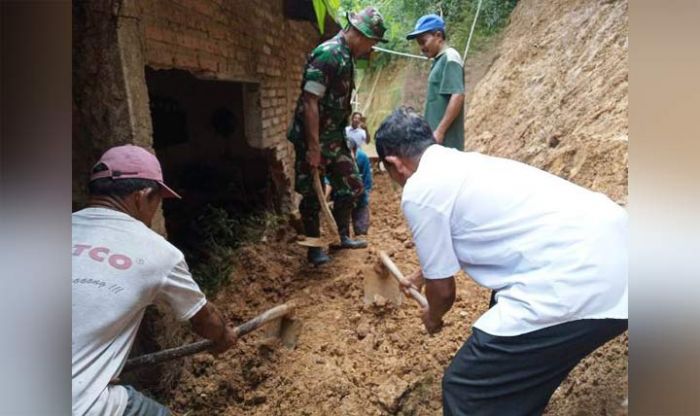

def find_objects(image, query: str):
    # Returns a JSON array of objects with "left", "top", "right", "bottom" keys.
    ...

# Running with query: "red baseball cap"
[{"left": 89, "top": 145, "right": 181, "bottom": 199}]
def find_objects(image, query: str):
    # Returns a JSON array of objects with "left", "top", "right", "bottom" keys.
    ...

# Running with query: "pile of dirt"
[
  {"left": 465, "top": 0, "right": 629, "bottom": 204},
  {"left": 160, "top": 174, "right": 626, "bottom": 416}
]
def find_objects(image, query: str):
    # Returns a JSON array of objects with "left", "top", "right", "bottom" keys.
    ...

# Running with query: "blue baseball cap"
[{"left": 406, "top": 14, "right": 445, "bottom": 40}]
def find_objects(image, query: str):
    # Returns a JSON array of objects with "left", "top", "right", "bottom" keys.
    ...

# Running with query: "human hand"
[
  {"left": 306, "top": 148, "right": 321, "bottom": 168},
  {"left": 433, "top": 129, "right": 445, "bottom": 144},
  {"left": 421, "top": 308, "right": 443, "bottom": 335},
  {"left": 400, "top": 269, "right": 424, "bottom": 297},
  {"left": 210, "top": 325, "right": 237, "bottom": 355}
]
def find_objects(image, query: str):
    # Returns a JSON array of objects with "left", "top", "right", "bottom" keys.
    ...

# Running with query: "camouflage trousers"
[{"left": 294, "top": 138, "right": 364, "bottom": 219}]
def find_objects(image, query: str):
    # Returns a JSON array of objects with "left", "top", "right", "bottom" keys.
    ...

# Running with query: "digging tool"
[
  {"left": 296, "top": 236, "right": 327, "bottom": 248},
  {"left": 123, "top": 302, "right": 299, "bottom": 372},
  {"left": 364, "top": 251, "right": 429, "bottom": 308},
  {"left": 378, "top": 251, "right": 428, "bottom": 308},
  {"left": 296, "top": 168, "right": 341, "bottom": 248}
]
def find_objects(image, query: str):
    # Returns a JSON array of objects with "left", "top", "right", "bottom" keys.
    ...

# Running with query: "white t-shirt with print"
[
  {"left": 72, "top": 208, "right": 207, "bottom": 416},
  {"left": 401, "top": 145, "right": 628, "bottom": 336},
  {"left": 345, "top": 125, "right": 367, "bottom": 150}
]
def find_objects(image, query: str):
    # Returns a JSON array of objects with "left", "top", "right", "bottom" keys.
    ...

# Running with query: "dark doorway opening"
[{"left": 145, "top": 67, "right": 270, "bottom": 289}]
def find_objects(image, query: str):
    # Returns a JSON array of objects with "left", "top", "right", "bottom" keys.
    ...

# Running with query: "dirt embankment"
[{"left": 465, "top": 0, "right": 629, "bottom": 204}]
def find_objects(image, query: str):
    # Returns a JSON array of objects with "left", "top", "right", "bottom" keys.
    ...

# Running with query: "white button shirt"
[{"left": 401, "top": 145, "right": 628, "bottom": 336}]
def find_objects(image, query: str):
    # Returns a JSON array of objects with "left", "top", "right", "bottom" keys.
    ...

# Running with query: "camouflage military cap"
[{"left": 347, "top": 7, "right": 388, "bottom": 43}]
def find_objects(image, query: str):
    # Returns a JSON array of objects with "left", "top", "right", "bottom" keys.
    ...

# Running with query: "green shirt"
[{"left": 424, "top": 47, "right": 465, "bottom": 151}]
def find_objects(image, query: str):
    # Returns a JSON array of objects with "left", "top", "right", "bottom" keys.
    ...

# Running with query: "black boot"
[
  {"left": 307, "top": 247, "right": 331, "bottom": 265},
  {"left": 303, "top": 214, "right": 331, "bottom": 266},
  {"left": 332, "top": 199, "right": 367, "bottom": 249}
]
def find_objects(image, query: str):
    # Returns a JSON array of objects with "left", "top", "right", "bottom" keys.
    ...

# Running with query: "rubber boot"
[
  {"left": 303, "top": 214, "right": 331, "bottom": 266},
  {"left": 332, "top": 199, "right": 367, "bottom": 249}
]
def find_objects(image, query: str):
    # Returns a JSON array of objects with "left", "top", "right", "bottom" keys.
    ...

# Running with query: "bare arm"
[
  {"left": 302, "top": 91, "right": 322, "bottom": 167},
  {"left": 433, "top": 94, "right": 465, "bottom": 144},
  {"left": 422, "top": 277, "right": 456, "bottom": 334},
  {"left": 362, "top": 126, "right": 371, "bottom": 144},
  {"left": 189, "top": 302, "right": 236, "bottom": 354}
]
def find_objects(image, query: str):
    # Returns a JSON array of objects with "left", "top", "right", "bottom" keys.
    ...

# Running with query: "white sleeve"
[
  {"left": 402, "top": 200, "right": 461, "bottom": 279},
  {"left": 303, "top": 81, "right": 326, "bottom": 97},
  {"left": 155, "top": 259, "right": 207, "bottom": 321}
]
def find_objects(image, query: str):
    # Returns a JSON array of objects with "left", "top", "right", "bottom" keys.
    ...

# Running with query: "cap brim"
[
  {"left": 158, "top": 181, "right": 181, "bottom": 199},
  {"left": 406, "top": 28, "right": 430, "bottom": 40}
]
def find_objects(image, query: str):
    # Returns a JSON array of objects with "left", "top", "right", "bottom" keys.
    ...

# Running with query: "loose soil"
[
  {"left": 465, "top": 0, "right": 629, "bottom": 204},
  {"left": 164, "top": 174, "right": 627, "bottom": 416},
  {"left": 159, "top": 2, "right": 630, "bottom": 413}
]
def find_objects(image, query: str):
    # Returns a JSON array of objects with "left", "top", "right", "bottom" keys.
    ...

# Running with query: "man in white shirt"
[
  {"left": 345, "top": 111, "right": 369, "bottom": 150},
  {"left": 375, "top": 107, "right": 628, "bottom": 415},
  {"left": 72, "top": 145, "right": 238, "bottom": 416}
]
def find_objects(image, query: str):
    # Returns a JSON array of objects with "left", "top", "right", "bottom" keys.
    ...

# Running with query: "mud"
[{"left": 165, "top": 174, "right": 627, "bottom": 416}]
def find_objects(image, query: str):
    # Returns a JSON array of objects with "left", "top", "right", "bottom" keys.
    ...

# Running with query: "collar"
[
  {"left": 406, "top": 144, "right": 440, "bottom": 184},
  {"left": 435, "top": 44, "right": 449, "bottom": 59},
  {"left": 336, "top": 31, "right": 352, "bottom": 57}
]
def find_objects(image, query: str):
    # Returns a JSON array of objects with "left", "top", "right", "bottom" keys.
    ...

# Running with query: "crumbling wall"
[
  {"left": 72, "top": 0, "right": 324, "bottom": 394},
  {"left": 72, "top": 0, "right": 164, "bottom": 231},
  {"left": 465, "top": 0, "right": 628, "bottom": 203},
  {"left": 73, "top": 0, "right": 321, "bottom": 214},
  {"left": 72, "top": 0, "right": 150, "bottom": 203},
  {"left": 140, "top": 0, "right": 320, "bottom": 211}
]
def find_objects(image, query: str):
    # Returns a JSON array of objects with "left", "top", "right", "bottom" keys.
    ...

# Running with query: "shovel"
[
  {"left": 297, "top": 168, "right": 341, "bottom": 248},
  {"left": 122, "top": 302, "right": 300, "bottom": 372},
  {"left": 364, "top": 251, "right": 429, "bottom": 308}
]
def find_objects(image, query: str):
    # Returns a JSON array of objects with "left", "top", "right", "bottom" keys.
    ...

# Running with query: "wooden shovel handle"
[
  {"left": 312, "top": 168, "right": 341, "bottom": 244},
  {"left": 378, "top": 251, "right": 429, "bottom": 309},
  {"left": 123, "top": 302, "right": 296, "bottom": 372}
]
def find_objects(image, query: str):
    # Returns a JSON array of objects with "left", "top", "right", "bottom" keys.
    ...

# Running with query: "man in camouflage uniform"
[{"left": 288, "top": 7, "right": 388, "bottom": 265}]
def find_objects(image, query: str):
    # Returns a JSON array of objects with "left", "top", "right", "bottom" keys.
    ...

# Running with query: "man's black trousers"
[{"left": 443, "top": 318, "right": 627, "bottom": 416}]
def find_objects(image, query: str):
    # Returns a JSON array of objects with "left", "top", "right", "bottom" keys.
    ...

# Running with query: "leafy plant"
[
  {"left": 339, "top": 0, "right": 517, "bottom": 68},
  {"left": 183, "top": 205, "right": 284, "bottom": 295},
  {"left": 312, "top": 0, "right": 341, "bottom": 34}
]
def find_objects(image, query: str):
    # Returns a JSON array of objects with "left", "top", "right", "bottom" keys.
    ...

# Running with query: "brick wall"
[
  {"left": 74, "top": 0, "right": 322, "bottom": 214},
  {"left": 139, "top": 0, "right": 321, "bottom": 211},
  {"left": 72, "top": 0, "right": 325, "bottom": 390}
]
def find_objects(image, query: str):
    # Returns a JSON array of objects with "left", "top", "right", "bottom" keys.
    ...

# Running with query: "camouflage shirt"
[{"left": 288, "top": 32, "right": 354, "bottom": 147}]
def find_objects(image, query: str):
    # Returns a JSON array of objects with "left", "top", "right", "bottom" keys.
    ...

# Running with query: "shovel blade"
[
  {"left": 279, "top": 316, "right": 303, "bottom": 348},
  {"left": 296, "top": 237, "right": 328, "bottom": 248},
  {"left": 363, "top": 263, "right": 404, "bottom": 306},
  {"left": 261, "top": 316, "right": 302, "bottom": 349}
]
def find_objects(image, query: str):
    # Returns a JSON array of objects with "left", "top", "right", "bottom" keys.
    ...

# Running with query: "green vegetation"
[
  {"left": 311, "top": 0, "right": 341, "bottom": 34},
  {"left": 183, "top": 205, "right": 282, "bottom": 295},
  {"left": 338, "top": 0, "right": 517, "bottom": 68}
]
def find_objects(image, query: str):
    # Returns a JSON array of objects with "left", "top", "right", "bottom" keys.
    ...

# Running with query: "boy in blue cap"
[{"left": 407, "top": 14, "right": 465, "bottom": 150}]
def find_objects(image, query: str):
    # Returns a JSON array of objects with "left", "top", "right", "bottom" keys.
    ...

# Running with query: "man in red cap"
[{"left": 72, "top": 145, "right": 237, "bottom": 416}]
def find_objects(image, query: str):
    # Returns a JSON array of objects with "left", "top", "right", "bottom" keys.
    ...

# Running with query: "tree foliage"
[
  {"left": 312, "top": 0, "right": 341, "bottom": 34},
  {"left": 335, "top": 0, "right": 517, "bottom": 67}
]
